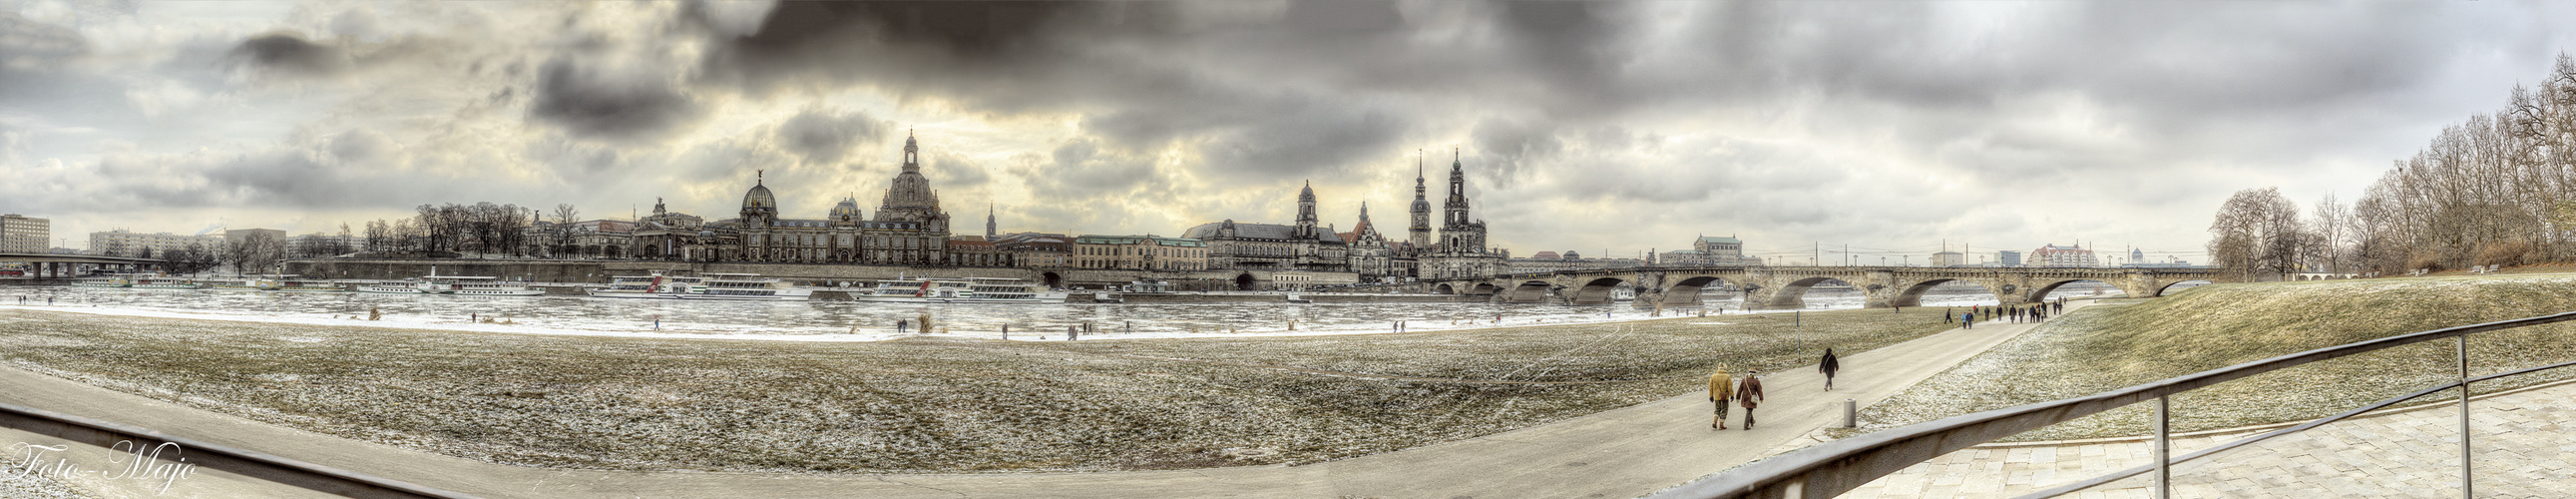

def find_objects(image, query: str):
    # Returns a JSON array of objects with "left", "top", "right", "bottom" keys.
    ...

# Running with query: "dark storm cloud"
[
  {"left": 1469, "top": 118, "right": 1563, "bottom": 188},
  {"left": 528, "top": 56, "right": 706, "bottom": 142},
  {"left": 228, "top": 32, "right": 350, "bottom": 76},
  {"left": 774, "top": 107, "right": 887, "bottom": 166},
  {"left": 696, "top": 1, "right": 1426, "bottom": 180},
  {"left": 699, "top": 1, "right": 1168, "bottom": 96},
  {"left": 0, "top": 12, "right": 87, "bottom": 68},
  {"left": 1496, "top": 1, "right": 1632, "bottom": 91}
]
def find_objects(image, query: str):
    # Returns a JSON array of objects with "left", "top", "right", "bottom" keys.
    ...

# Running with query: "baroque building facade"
[
  {"left": 1182, "top": 182, "right": 1351, "bottom": 272},
  {"left": 715, "top": 133, "right": 953, "bottom": 264}
]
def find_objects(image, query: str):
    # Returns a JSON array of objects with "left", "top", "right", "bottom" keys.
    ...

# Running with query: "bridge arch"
[
  {"left": 1661, "top": 275, "right": 1747, "bottom": 307},
  {"left": 1763, "top": 276, "right": 1855, "bottom": 309},
  {"left": 2028, "top": 278, "right": 2134, "bottom": 302},
  {"left": 1434, "top": 282, "right": 1457, "bottom": 294},
  {"left": 1235, "top": 273, "right": 1257, "bottom": 290},
  {"left": 1497, "top": 279, "right": 1554, "bottom": 303},
  {"left": 2151, "top": 279, "right": 2215, "bottom": 297},
  {"left": 1892, "top": 278, "right": 1997, "bottom": 308},
  {"left": 1567, "top": 277, "right": 1628, "bottom": 305},
  {"left": 1471, "top": 282, "right": 1501, "bottom": 295}
]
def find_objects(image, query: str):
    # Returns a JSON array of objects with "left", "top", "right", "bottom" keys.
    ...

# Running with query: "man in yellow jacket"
[{"left": 1708, "top": 366, "right": 1734, "bottom": 430}]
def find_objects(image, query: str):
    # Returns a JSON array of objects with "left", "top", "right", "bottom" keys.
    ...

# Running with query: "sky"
[{"left": 4, "top": 0, "right": 2572, "bottom": 265}]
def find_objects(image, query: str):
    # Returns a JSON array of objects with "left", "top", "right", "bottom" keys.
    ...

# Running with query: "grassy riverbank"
[
  {"left": 1858, "top": 274, "right": 2576, "bottom": 441},
  {"left": 0, "top": 306, "right": 1951, "bottom": 473}
]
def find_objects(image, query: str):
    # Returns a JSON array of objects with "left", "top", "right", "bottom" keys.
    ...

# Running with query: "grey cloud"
[
  {"left": 926, "top": 151, "right": 990, "bottom": 189},
  {"left": 774, "top": 107, "right": 887, "bottom": 166},
  {"left": 528, "top": 56, "right": 706, "bottom": 142},
  {"left": 0, "top": 12, "right": 87, "bottom": 69},
  {"left": 1036, "top": 137, "right": 1158, "bottom": 196},
  {"left": 326, "top": 130, "right": 396, "bottom": 163},
  {"left": 229, "top": 32, "right": 351, "bottom": 77},
  {"left": 1470, "top": 118, "right": 1563, "bottom": 189}
]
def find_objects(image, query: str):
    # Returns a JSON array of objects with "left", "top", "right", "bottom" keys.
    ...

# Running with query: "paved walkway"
[
  {"left": 1840, "top": 374, "right": 2576, "bottom": 498},
  {"left": 0, "top": 306, "right": 2068, "bottom": 499}
]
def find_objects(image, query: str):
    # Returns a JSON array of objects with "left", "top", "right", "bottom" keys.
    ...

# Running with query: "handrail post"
[
  {"left": 2155, "top": 393, "right": 2171, "bottom": 499},
  {"left": 2458, "top": 335, "right": 2471, "bottom": 498}
]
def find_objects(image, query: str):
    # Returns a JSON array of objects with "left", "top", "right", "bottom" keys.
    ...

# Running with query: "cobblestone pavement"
[{"left": 1841, "top": 381, "right": 2576, "bottom": 498}]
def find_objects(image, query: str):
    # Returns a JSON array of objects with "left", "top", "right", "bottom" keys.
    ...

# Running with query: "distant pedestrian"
[
  {"left": 897, "top": 319, "right": 909, "bottom": 333},
  {"left": 1961, "top": 312, "right": 1974, "bottom": 329},
  {"left": 1820, "top": 348, "right": 1841, "bottom": 391},
  {"left": 1735, "top": 369, "right": 1766, "bottom": 430},
  {"left": 1707, "top": 367, "right": 1735, "bottom": 430},
  {"left": 1944, "top": 307, "right": 1953, "bottom": 324}
]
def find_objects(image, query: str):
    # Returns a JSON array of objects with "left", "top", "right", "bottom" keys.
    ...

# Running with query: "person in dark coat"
[
  {"left": 1819, "top": 348, "right": 1841, "bottom": 391},
  {"left": 1735, "top": 369, "right": 1766, "bottom": 429}
]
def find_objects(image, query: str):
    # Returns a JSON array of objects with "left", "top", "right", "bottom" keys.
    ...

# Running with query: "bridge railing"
[
  {"left": 1644, "top": 310, "right": 2576, "bottom": 499},
  {"left": 0, "top": 399, "right": 479, "bottom": 498}
]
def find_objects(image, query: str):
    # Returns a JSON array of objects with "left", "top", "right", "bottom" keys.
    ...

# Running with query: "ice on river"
[{"left": 0, "top": 283, "right": 2014, "bottom": 341}]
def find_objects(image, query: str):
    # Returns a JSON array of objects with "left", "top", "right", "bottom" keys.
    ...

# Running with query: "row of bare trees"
[
  {"left": 2215, "top": 54, "right": 2576, "bottom": 277},
  {"left": 358, "top": 202, "right": 539, "bottom": 257}
]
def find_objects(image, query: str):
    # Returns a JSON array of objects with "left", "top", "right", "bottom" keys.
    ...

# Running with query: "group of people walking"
[
  {"left": 1945, "top": 300, "right": 2067, "bottom": 328},
  {"left": 1708, "top": 348, "right": 1840, "bottom": 430}
]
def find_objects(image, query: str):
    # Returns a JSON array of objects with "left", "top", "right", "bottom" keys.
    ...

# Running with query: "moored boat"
[
  {"left": 130, "top": 276, "right": 204, "bottom": 289},
  {"left": 271, "top": 276, "right": 346, "bottom": 292},
  {"left": 588, "top": 271, "right": 706, "bottom": 299},
  {"left": 355, "top": 276, "right": 543, "bottom": 296},
  {"left": 855, "top": 277, "right": 1066, "bottom": 303},
  {"left": 676, "top": 273, "right": 811, "bottom": 300},
  {"left": 73, "top": 274, "right": 136, "bottom": 287},
  {"left": 202, "top": 276, "right": 270, "bottom": 291}
]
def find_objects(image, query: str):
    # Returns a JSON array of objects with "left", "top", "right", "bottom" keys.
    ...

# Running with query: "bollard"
[{"left": 1844, "top": 399, "right": 1858, "bottom": 428}]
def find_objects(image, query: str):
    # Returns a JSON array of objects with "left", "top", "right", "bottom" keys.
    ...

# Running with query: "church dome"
[
  {"left": 736, "top": 177, "right": 772, "bottom": 220},
  {"left": 742, "top": 184, "right": 776, "bottom": 213},
  {"left": 830, "top": 197, "right": 862, "bottom": 222}
]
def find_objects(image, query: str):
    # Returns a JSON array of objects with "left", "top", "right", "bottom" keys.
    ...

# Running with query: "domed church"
[{"left": 715, "top": 132, "right": 954, "bottom": 264}]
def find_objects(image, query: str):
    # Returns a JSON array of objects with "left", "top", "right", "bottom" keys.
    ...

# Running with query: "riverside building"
[
  {"left": 714, "top": 132, "right": 956, "bottom": 264},
  {"left": 1, "top": 215, "right": 47, "bottom": 253}
]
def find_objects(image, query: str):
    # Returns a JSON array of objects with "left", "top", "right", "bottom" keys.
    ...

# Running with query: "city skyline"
[{"left": 7, "top": 1, "right": 2576, "bottom": 262}]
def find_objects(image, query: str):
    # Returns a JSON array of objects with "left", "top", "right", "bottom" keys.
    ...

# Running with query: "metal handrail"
[
  {"left": 2014, "top": 356, "right": 2576, "bottom": 498},
  {"left": 1645, "top": 310, "right": 2576, "bottom": 499},
  {"left": 0, "top": 399, "right": 478, "bottom": 498}
]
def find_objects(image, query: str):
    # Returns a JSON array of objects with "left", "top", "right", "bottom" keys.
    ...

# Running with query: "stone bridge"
[{"left": 1424, "top": 265, "right": 2230, "bottom": 308}]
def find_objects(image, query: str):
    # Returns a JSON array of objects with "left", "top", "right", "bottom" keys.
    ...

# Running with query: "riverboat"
[
  {"left": 271, "top": 276, "right": 347, "bottom": 292},
  {"left": 355, "top": 275, "right": 544, "bottom": 296},
  {"left": 202, "top": 276, "right": 271, "bottom": 291},
  {"left": 588, "top": 271, "right": 707, "bottom": 299},
  {"left": 675, "top": 273, "right": 811, "bottom": 300},
  {"left": 73, "top": 274, "right": 135, "bottom": 287},
  {"left": 855, "top": 277, "right": 1066, "bottom": 303},
  {"left": 130, "top": 276, "right": 204, "bottom": 289},
  {"left": 1284, "top": 293, "right": 1314, "bottom": 303}
]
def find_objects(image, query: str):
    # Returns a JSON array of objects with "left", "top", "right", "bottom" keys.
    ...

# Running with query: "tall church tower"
[
  {"left": 876, "top": 130, "right": 947, "bottom": 229},
  {"left": 1444, "top": 149, "right": 1471, "bottom": 228},
  {"left": 1295, "top": 181, "right": 1319, "bottom": 239},
  {"left": 1409, "top": 153, "right": 1432, "bottom": 249},
  {"left": 986, "top": 205, "right": 997, "bottom": 239}
]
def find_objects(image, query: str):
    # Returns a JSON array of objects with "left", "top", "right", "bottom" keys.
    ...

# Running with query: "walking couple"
[{"left": 1707, "top": 367, "right": 1765, "bottom": 430}]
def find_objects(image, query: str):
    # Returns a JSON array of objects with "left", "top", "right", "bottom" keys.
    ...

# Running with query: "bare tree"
[
  {"left": 552, "top": 204, "right": 580, "bottom": 258},
  {"left": 2310, "top": 193, "right": 2351, "bottom": 272}
]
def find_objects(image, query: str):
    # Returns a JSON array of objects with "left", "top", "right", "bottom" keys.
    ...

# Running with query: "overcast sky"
[{"left": 5, "top": 1, "right": 2571, "bottom": 264}]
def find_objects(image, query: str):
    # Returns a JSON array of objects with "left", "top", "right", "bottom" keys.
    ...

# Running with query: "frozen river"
[{"left": 0, "top": 281, "right": 2109, "bottom": 341}]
